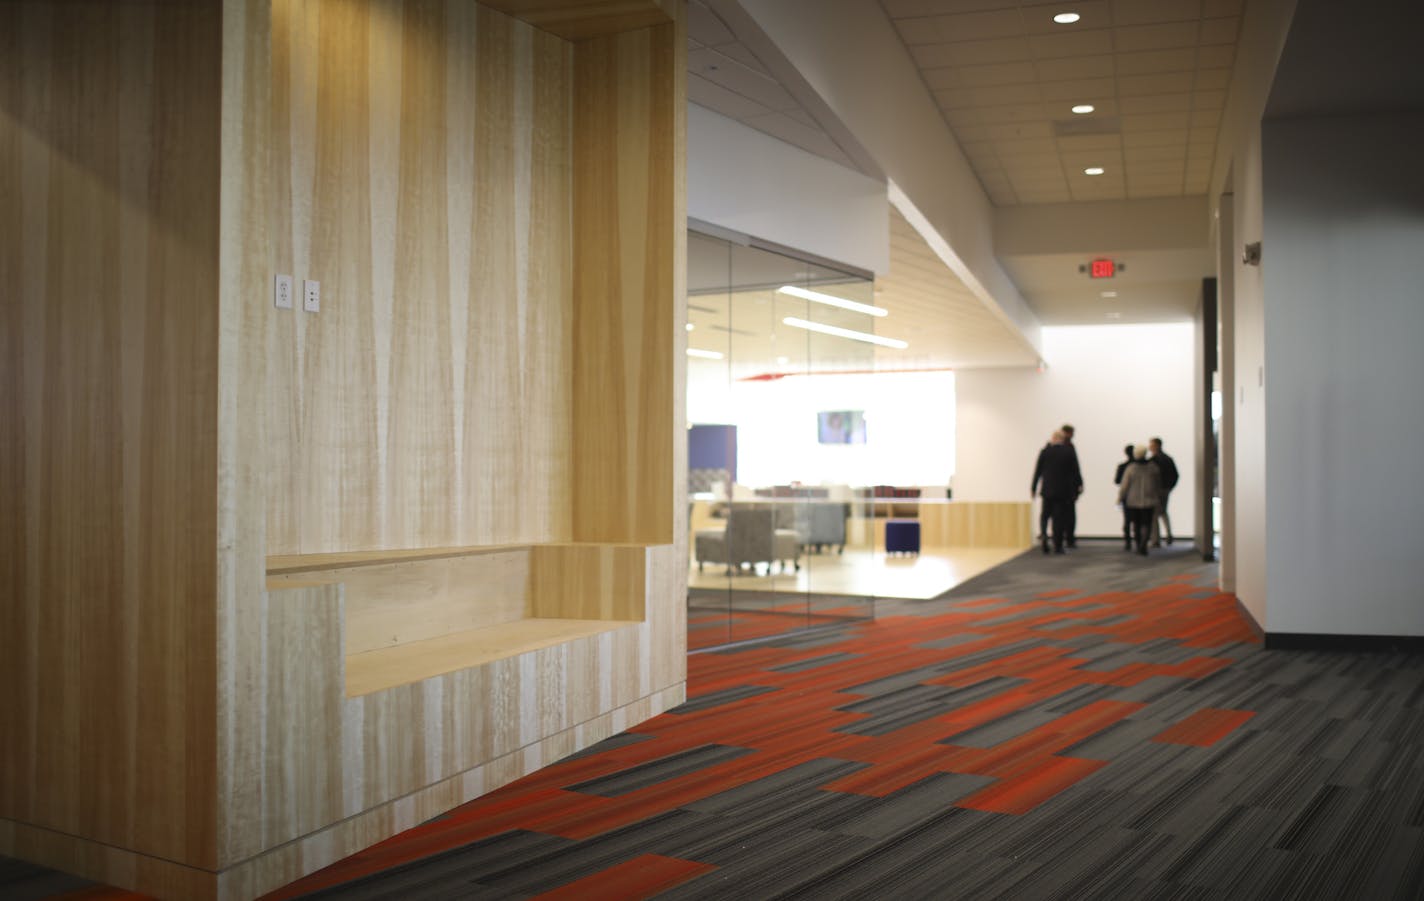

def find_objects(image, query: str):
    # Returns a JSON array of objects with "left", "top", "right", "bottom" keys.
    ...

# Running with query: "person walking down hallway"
[
  {"left": 1032, "top": 430, "right": 1083, "bottom": 555},
  {"left": 1113, "top": 444, "right": 1135, "bottom": 551},
  {"left": 1061, "top": 424, "right": 1080, "bottom": 548},
  {"left": 1148, "top": 437, "right": 1179, "bottom": 546},
  {"left": 1118, "top": 445, "right": 1163, "bottom": 556}
]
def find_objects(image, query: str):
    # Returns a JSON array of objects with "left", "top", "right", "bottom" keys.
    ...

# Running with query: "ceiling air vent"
[{"left": 1053, "top": 116, "right": 1122, "bottom": 137}]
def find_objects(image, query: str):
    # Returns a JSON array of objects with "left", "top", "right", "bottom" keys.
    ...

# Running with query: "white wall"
[
  {"left": 1260, "top": 113, "right": 1424, "bottom": 636},
  {"left": 687, "top": 363, "right": 955, "bottom": 487},
  {"left": 955, "top": 325, "right": 1197, "bottom": 539},
  {"left": 687, "top": 104, "right": 889, "bottom": 276}
]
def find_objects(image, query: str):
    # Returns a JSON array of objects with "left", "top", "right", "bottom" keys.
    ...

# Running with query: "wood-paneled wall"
[
  {"left": 0, "top": 0, "right": 223, "bottom": 869},
  {"left": 571, "top": 21, "right": 680, "bottom": 545},
  {"left": 4, "top": 1, "right": 687, "bottom": 896},
  {"left": 266, "top": 0, "right": 575, "bottom": 555}
]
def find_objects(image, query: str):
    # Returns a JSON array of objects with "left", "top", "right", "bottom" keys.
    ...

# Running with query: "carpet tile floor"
[{"left": 6, "top": 544, "right": 1424, "bottom": 899}]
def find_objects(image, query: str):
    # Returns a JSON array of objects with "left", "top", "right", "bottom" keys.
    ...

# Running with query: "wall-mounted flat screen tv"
[{"left": 818, "top": 410, "right": 866, "bottom": 445}]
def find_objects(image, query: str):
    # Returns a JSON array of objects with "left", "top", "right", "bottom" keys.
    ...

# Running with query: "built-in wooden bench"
[{"left": 266, "top": 542, "right": 654, "bottom": 697}]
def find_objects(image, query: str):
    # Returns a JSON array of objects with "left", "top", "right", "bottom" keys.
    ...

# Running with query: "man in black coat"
[
  {"left": 1031, "top": 431, "right": 1084, "bottom": 555},
  {"left": 1149, "top": 436, "right": 1179, "bottom": 546}
]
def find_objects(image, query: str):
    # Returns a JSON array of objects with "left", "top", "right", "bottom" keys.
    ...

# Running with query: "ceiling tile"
[
  {"left": 1200, "top": 17, "right": 1241, "bottom": 45},
  {"left": 1029, "top": 30, "right": 1116, "bottom": 60},
  {"left": 953, "top": 61, "right": 1041, "bottom": 87},
  {"left": 1061, "top": 148, "right": 1124, "bottom": 170},
  {"left": 1126, "top": 159, "right": 1186, "bottom": 178},
  {"left": 1184, "top": 173, "right": 1211, "bottom": 194},
  {"left": 1188, "top": 124, "right": 1218, "bottom": 143},
  {"left": 1192, "top": 90, "right": 1226, "bottom": 110},
  {"left": 936, "top": 36, "right": 1036, "bottom": 65},
  {"left": 1039, "top": 76, "right": 1118, "bottom": 102},
  {"left": 934, "top": 8, "right": 1025, "bottom": 42},
  {"left": 686, "top": 1, "right": 733, "bottom": 46},
  {"left": 1125, "top": 144, "right": 1187, "bottom": 163},
  {"left": 1110, "top": 0, "right": 1201, "bottom": 26},
  {"left": 953, "top": 124, "right": 994, "bottom": 142},
  {"left": 964, "top": 104, "right": 1053, "bottom": 125},
  {"left": 1185, "top": 160, "right": 1213, "bottom": 179},
  {"left": 998, "top": 151, "right": 1064, "bottom": 171},
  {"left": 1115, "top": 47, "right": 1196, "bottom": 75},
  {"left": 1189, "top": 109, "right": 1221, "bottom": 128},
  {"left": 1034, "top": 54, "right": 1115, "bottom": 81},
  {"left": 688, "top": 73, "right": 771, "bottom": 120},
  {"left": 1119, "top": 93, "right": 1193, "bottom": 115},
  {"left": 1114, "top": 22, "right": 1199, "bottom": 52},
  {"left": 1128, "top": 181, "right": 1186, "bottom": 198},
  {"left": 1056, "top": 133, "right": 1124, "bottom": 151},
  {"left": 983, "top": 120, "right": 1056, "bottom": 139},
  {"left": 1118, "top": 71, "right": 1196, "bottom": 96},
  {"left": 1122, "top": 128, "right": 1190, "bottom": 148},
  {"left": 960, "top": 141, "right": 1002, "bottom": 165},
  {"left": 1121, "top": 111, "right": 1192, "bottom": 132},
  {"left": 1202, "top": 0, "right": 1244, "bottom": 15},
  {"left": 924, "top": 67, "right": 968, "bottom": 91},
  {"left": 1186, "top": 141, "right": 1216, "bottom": 161},
  {"left": 1194, "top": 68, "right": 1232, "bottom": 91},
  {"left": 1197, "top": 44, "right": 1235, "bottom": 67},
  {"left": 994, "top": 136, "right": 1060, "bottom": 156},
  {"left": 884, "top": 0, "right": 1019, "bottom": 17},
  {"left": 1017, "top": 188, "right": 1073, "bottom": 203},
  {"left": 897, "top": 17, "right": 945, "bottom": 46}
]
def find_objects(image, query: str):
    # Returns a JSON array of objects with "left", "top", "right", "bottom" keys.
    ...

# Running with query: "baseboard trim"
[{"left": 1263, "top": 632, "right": 1424, "bottom": 652}]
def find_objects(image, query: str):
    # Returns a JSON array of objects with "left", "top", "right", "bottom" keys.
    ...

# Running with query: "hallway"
[{"left": 10, "top": 547, "right": 1424, "bottom": 899}]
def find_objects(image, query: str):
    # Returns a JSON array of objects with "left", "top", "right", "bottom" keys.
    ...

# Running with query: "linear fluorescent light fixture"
[
  {"left": 686, "top": 348, "right": 724, "bottom": 360},
  {"left": 776, "top": 285, "right": 887, "bottom": 317},
  {"left": 782, "top": 316, "right": 907, "bottom": 349}
]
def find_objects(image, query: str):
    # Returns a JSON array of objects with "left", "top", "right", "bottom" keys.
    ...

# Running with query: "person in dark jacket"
[
  {"left": 1031, "top": 431, "right": 1083, "bottom": 555},
  {"left": 1061, "top": 423, "right": 1079, "bottom": 547},
  {"left": 1118, "top": 444, "right": 1163, "bottom": 556},
  {"left": 1148, "top": 437, "right": 1179, "bottom": 546},
  {"left": 1112, "top": 443, "right": 1135, "bottom": 551}
]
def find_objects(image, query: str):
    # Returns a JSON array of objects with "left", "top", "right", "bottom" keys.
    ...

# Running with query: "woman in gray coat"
[{"left": 1117, "top": 444, "right": 1162, "bottom": 556}]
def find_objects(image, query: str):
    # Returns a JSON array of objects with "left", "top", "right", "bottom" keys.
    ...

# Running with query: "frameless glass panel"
[
  {"left": 685, "top": 232, "right": 733, "bottom": 651},
  {"left": 685, "top": 230, "right": 877, "bottom": 651}
]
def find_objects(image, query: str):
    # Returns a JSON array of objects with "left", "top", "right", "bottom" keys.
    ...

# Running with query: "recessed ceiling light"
[
  {"left": 776, "top": 356, "right": 790, "bottom": 366},
  {"left": 1101, "top": 291, "right": 1117, "bottom": 298},
  {"left": 1084, "top": 166, "right": 1105, "bottom": 176},
  {"left": 1053, "top": 12, "right": 1081, "bottom": 24},
  {"left": 1071, "top": 104, "right": 1095, "bottom": 114},
  {"left": 686, "top": 348, "right": 724, "bottom": 360},
  {"left": 685, "top": 323, "right": 695, "bottom": 331}
]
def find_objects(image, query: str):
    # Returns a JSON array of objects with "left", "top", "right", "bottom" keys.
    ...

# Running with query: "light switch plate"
[
  {"left": 303, "top": 279, "right": 320, "bottom": 313},
  {"left": 274, "top": 274, "right": 293, "bottom": 310}
]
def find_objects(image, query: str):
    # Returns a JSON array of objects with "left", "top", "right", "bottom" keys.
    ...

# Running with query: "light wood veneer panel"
[
  {"left": 482, "top": 0, "right": 675, "bottom": 40},
  {"left": 0, "top": 0, "right": 222, "bottom": 869},
  {"left": 266, "top": 1, "right": 574, "bottom": 555},
  {"left": 529, "top": 544, "right": 648, "bottom": 619},
  {"left": 571, "top": 20, "right": 681, "bottom": 545},
  {"left": 915, "top": 502, "right": 1034, "bottom": 549}
]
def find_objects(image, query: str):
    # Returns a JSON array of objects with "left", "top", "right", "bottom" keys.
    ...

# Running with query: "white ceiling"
[{"left": 882, "top": 0, "right": 1245, "bottom": 205}]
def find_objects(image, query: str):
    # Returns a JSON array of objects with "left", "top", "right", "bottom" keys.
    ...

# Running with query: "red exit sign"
[{"left": 1090, "top": 258, "right": 1116, "bottom": 278}]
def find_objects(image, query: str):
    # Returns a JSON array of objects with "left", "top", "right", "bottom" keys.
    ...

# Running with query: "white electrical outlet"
[
  {"left": 303, "top": 279, "right": 320, "bottom": 313},
  {"left": 274, "top": 274, "right": 294, "bottom": 310}
]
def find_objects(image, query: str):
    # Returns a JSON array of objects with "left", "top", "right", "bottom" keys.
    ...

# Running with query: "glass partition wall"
[{"left": 686, "top": 230, "right": 879, "bottom": 650}]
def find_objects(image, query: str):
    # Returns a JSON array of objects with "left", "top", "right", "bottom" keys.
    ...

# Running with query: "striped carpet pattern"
[{"left": 8, "top": 546, "right": 1424, "bottom": 899}]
